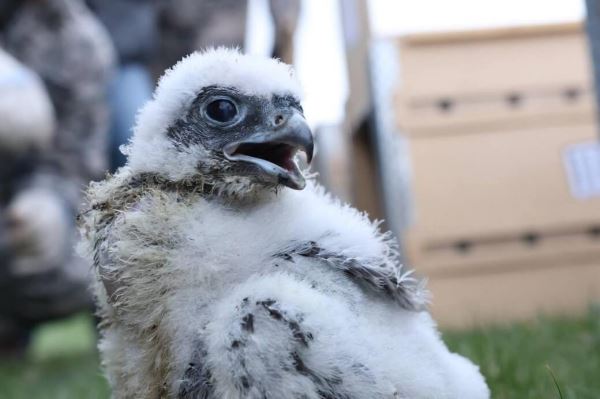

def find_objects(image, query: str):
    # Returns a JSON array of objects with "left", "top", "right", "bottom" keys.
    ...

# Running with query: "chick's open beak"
[{"left": 223, "top": 112, "right": 314, "bottom": 190}]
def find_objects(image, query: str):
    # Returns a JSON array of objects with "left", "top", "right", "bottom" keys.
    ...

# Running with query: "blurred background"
[{"left": 1, "top": 0, "right": 599, "bottom": 398}]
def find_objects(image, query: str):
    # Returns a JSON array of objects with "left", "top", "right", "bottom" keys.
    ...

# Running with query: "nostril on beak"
[{"left": 274, "top": 114, "right": 285, "bottom": 127}]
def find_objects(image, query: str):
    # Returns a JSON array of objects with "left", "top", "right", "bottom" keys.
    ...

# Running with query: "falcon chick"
[{"left": 79, "top": 48, "right": 489, "bottom": 399}]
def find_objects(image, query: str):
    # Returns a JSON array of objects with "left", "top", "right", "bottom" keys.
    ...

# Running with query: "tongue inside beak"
[
  {"left": 223, "top": 140, "right": 310, "bottom": 190},
  {"left": 234, "top": 142, "right": 298, "bottom": 172}
]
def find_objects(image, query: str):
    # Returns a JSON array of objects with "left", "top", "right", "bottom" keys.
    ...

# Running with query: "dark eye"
[{"left": 206, "top": 99, "right": 237, "bottom": 123}]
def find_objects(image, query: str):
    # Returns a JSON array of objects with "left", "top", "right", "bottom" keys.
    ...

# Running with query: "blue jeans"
[{"left": 108, "top": 64, "right": 153, "bottom": 171}]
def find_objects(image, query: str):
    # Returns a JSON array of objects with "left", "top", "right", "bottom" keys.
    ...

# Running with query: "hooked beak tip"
[{"left": 305, "top": 142, "right": 314, "bottom": 165}]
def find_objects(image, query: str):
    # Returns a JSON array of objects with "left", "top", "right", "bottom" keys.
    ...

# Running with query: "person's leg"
[
  {"left": 0, "top": 318, "right": 30, "bottom": 358},
  {"left": 108, "top": 64, "right": 153, "bottom": 171}
]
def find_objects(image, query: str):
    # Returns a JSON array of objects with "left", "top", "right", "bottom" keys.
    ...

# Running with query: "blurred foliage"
[{"left": 0, "top": 307, "right": 599, "bottom": 398}]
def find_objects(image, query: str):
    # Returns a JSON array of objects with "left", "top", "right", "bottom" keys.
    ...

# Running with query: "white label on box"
[{"left": 563, "top": 141, "right": 600, "bottom": 199}]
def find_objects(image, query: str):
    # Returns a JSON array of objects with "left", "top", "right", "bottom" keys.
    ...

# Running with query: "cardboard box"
[
  {"left": 404, "top": 121, "right": 600, "bottom": 326},
  {"left": 395, "top": 23, "right": 600, "bottom": 326},
  {"left": 406, "top": 122, "right": 600, "bottom": 266},
  {"left": 428, "top": 258, "right": 600, "bottom": 328},
  {"left": 395, "top": 23, "right": 594, "bottom": 136}
]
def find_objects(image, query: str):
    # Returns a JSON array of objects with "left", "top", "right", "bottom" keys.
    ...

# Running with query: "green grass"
[
  {"left": 0, "top": 314, "right": 109, "bottom": 399},
  {"left": 443, "top": 305, "right": 600, "bottom": 399},
  {"left": 0, "top": 308, "right": 599, "bottom": 398}
]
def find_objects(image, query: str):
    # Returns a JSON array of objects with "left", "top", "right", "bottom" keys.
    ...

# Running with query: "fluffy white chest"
[
  {"left": 163, "top": 184, "right": 388, "bottom": 300},
  {"left": 94, "top": 181, "right": 489, "bottom": 399}
]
